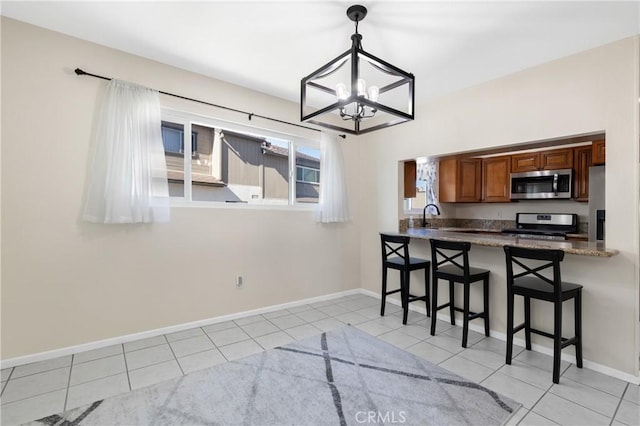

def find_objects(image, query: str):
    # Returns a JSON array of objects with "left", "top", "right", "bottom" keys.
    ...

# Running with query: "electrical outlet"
[{"left": 236, "top": 276, "right": 243, "bottom": 287}]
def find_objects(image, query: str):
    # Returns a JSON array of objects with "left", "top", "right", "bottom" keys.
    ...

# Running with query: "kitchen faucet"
[{"left": 423, "top": 203, "right": 441, "bottom": 227}]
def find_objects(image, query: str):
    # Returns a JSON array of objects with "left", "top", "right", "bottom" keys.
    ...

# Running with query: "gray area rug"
[{"left": 30, "top": 326, "right": 520, "bottom": 425}]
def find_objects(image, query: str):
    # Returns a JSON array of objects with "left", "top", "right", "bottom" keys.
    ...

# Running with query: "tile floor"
[{"left": 1, "top": 293, "right": 638, "bottom": 425}]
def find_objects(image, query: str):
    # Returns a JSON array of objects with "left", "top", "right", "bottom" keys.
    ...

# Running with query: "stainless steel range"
[{"left": 502, "top": 213, "right": 578, "bottom": 241}]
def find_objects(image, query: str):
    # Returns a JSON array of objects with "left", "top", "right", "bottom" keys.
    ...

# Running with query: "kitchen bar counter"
[
  {"left": 381, "top": 224, "right": 636, "bottom": 381},
  {"left": 396, "top": 227, "right": 618, "bottom": 257}
]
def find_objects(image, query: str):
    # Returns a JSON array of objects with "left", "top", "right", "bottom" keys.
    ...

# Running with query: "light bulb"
[
  {"left": 357, "top": 78, "right": 366, "bottom": 96},
  {"left": 367, "top": 86, "right": 379, "bottom": 103},
  {"left": 335, "top": 83, "right": 348, "bottom": 100}
]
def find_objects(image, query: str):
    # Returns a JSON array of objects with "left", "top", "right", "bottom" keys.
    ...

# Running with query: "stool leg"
[
  {"left": 449, "top": 281, "right": 456, "bottom": 325},
  {"left": 524, "top": 296, "right": 532, "bottom": 350},
  {"left": 483, "top": 276, "right": 490, "bottom": 337},
  {"left": 462, "top": 282, "right": 470, "bottom": 348},
  {"left": 430, "top": 277, "right": 438, "bottom": 336},
  {"left": 424, "top": 265, "right": 431, "bottom": 317},
  {"left": 380, "top": 265, "right": 388, "bottom": 316},
  {"left": 506, "top": 291, "right": 514, "bottom": 365},
  {"left": 402, "top": 270, "right": 410, "bottom": 325},
  {"left": 553, "top": 299, "right": 563, "bottom": 384},
  {"left": 575, "top": 290, "right": 583, "bottom": 369}
]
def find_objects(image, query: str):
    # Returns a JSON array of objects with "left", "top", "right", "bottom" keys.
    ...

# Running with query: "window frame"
[{"left": 162, "top": 108, "right": 320, "bottom": 210}]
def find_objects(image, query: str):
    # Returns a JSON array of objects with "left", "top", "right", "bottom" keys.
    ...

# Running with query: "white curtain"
[
  {"left": 83, "top": 79, "right": 170, "bottom": 223},
  {"left": 318, "top": 132, "right": 351, "bottom": 223}
]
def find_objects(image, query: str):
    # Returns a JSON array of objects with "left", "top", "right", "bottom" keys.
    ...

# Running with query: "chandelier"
[{"left": 300, "top": 5, "right": 415, "bottom": 135}]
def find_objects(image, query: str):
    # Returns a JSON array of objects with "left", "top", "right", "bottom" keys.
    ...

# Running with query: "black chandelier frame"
[{"left": 300, "top": 5, "right": 415, "bottom": 135}]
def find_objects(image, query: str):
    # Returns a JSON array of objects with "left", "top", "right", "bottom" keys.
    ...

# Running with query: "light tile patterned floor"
[{"left": 1, "top": 293, "right": 638, "bottom": 426}]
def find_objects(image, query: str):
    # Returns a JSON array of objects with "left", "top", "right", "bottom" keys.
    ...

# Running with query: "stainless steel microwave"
[{"left": 510, "top": 169, "right": 573, "bottom": 200}]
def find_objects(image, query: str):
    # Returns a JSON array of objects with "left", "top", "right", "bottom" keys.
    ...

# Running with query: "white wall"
[
  {"left": 358, "top": 36, "right": 640, "bottom": 377},
  {"left": 0, "top": 18, "right": 361, "bottom": 359}
]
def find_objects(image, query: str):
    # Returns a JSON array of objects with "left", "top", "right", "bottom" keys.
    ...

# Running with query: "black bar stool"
[
  {"left": 430, "top": 239, "right": 490, "bottom": 347},
  {"left": 380, "top": 234, "right": 430, "bottom": 325},
  {"left": 504, "top": 246, "right": 583, "bottom": 384}
]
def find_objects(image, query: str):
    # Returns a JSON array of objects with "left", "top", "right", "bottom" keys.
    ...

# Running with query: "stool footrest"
[
  {"left": 512, "top": 323, "right": 526, "bottom": 333},
  {"left": 560, "top": 337, "right": 578, "bottom": 349},
  {"left": 530, "top": 328, "right": 557, "bottom": 340},
  {"left": 512, "top": 325, "right": 579, "bottom": 349},
  {"left": 435, "top": 302, "right": 451, "bottom": 311},
  {"left": 407, "top": 294, "right": 427, "bottom": 302},
  {"left": 445, "top": 306, "right": 486, "bottom": 320},
  {"left": 467, "top": 311, "right": 486, "bottom": 320},
  {"left": 384, "top": 289, "right": 401, "bottom": 296},
  {"left": 454, "top": 308, "right": 485, "bottom": 320}
]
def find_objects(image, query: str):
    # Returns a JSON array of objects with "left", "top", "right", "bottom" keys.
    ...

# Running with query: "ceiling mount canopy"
[
  {"left": 346, "top": 4, "right": 367, "bottom": 23},
  {"left": 300, "top": 4, "right": 415, "bottom": 136}
]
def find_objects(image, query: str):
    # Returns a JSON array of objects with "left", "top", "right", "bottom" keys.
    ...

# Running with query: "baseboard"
[
  {"left": 1, "top": 288, "right": 361, "bottom": 369},
  {"left": 358, "top": 289, "right": 640, "bottom": 385}
]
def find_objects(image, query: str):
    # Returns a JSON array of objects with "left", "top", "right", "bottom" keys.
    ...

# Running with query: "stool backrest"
[
  {"left": 429, "top": 239, "right": 472, "bottom": 275},
  {"left": 503, "top": 246, "right": 565, "bottom": 296},
  {"left": 380, "top": 234, "right": 411, "bottom": 266}
]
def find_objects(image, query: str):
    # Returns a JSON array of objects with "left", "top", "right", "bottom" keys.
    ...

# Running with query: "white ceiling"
[{"left": 2, "top": 1, "right": 639, "bottom": 105}]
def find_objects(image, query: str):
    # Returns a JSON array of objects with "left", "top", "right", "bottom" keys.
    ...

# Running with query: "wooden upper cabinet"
[
  {"left": 541, "top": 148, "right": 573, "bottom": 170},
  {"left": 512, "top": 148, "right": 573, "bottom": 173},
  {"left": 438, "top": 158, "right": 457, "bottom": 202},
  {"left": 458, "top": 159, "right": 482, "bottom": 202},
  {"left": 592, "top": 139, "right": 606, "bottom": 165},
  {"left": 482, "top": 156, "right": 511, "bottom": 202},
  {"left": 435, "top": 139, "right": 605, "bottom": 204},
  {"left": 511, "top": 152, "right": 540, "bottom": 173},
  {"left": 403, "top": 160, "right": 417, "bottom": 198},
  {"left": 573, "top": 146, "right": 592, "bottom": 201},
  {"left": 439, "top": 158, "right": 482, "bottom": 203}
]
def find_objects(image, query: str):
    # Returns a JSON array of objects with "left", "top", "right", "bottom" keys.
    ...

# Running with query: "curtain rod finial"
[{"left": 75, "top": 68, "right": 85, "bottom": 76}]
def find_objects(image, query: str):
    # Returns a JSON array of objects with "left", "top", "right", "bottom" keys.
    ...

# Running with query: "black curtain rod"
[{"left": 74, "top": 68, "right": 346, "bottom": 139}]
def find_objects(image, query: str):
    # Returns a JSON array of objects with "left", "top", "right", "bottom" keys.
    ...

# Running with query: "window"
[
  {"left": 161, "top": 122, "right": 197, "bottom": 155},
  {"left": 162, "top": 109, "right": 320, "bottom": 207},
  {"left": 404, "top": 158, "right": 439, "bottom": 212}
]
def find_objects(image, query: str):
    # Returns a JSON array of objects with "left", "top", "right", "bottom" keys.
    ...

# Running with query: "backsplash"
[
  {"left": 399, "top": 218, "right": 516, "bottom": 233},
  {"left": 399, "top": 218, "right": 588, "bottom": 234}
]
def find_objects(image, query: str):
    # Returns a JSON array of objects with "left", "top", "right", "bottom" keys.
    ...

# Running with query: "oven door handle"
[{"left": 552, "top": 173, "right": 558, "bottom": 196}]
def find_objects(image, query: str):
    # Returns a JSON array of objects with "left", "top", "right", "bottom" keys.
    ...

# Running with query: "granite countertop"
[{"left": 395, "top": 228, "right": 618, "bottom": 257}]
